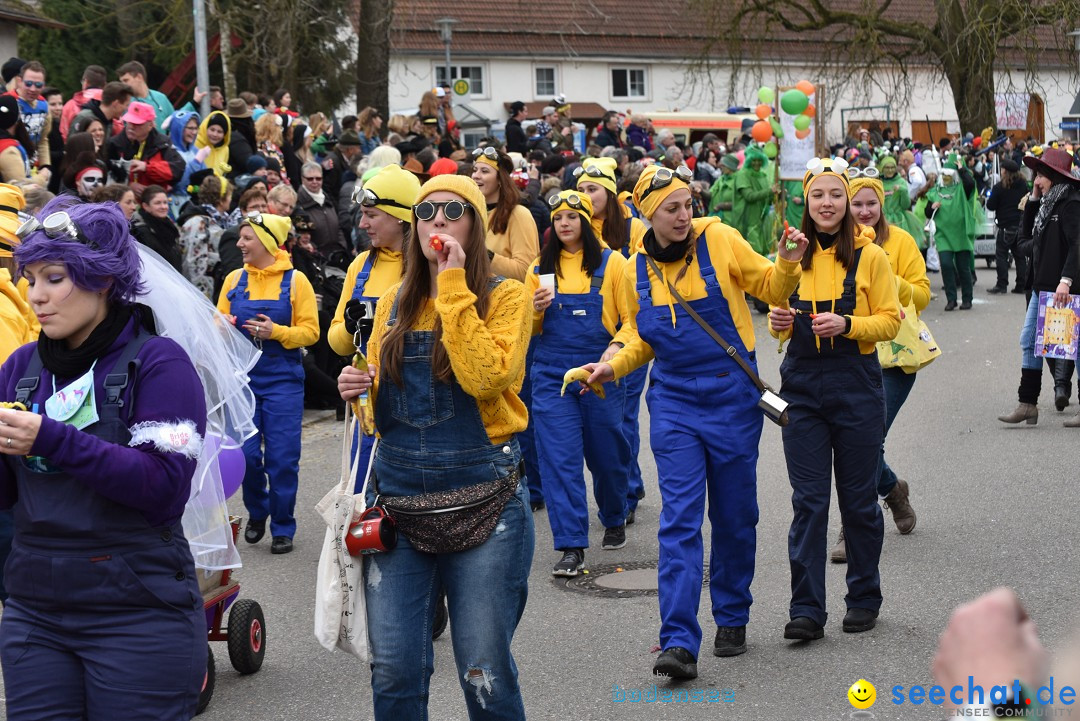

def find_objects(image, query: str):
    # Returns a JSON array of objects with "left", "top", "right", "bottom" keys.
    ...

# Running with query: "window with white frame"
[
  {"left": 535, "top": 66, "right": 556, "bottom": 98},
  {"left": 611, "top": 67, "right": 647, "bottom": 99},
  {"left": 434, "top": 64, "right": 486, "bottom": 97}
]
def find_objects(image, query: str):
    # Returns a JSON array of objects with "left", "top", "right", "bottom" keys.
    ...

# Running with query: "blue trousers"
[
  {"left": 364, "top": 484, "right": 533, "bottom": 721},
  {"left": 649, "top": 372, "right": 762, "bottom": 654},
  {"left": 518, "top": 344, "right": 543, "bottom": 504},
  {"left": 1020, "top": 292, "right": 1043, "bottom": 370},
  {"left": 782, "top": 356, "right": 884, "bottom": 625},
  {"left": 243, "top": 361, "right": 305, "bottom": 539},
  {"left": 877, "top": 368, "right": 917, "bottom": 497},
  {"left": 622, "top": 365, "right": 648, "bottom": 510},
  {"left": 0, "top": 509, "right": 12, "bottom": 603},
  {"left": 532, "top": 361, "right": 629, "bottom": 549}
]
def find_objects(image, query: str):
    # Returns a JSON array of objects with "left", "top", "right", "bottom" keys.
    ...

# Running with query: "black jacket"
[
  {"left": 105, "top": 128, "right": 185, "bottom": 188},
  {"left": 505, "top": 118, "right": 527, "bottom": 153},
  {"left": 1021, "top": 186, "right": 1080, "bottom": 293},
  {"left": 130, "top": 209, "right": 183, "bottom": 272},
  {"left": 595, "top": 127, "right": 623, "bottom": 149},
  {"left": 986, "top": 180, "right": 1029, "bottom": 230},
  {"left": 297, "top": 187, "right": 348, "bottom": 255}
]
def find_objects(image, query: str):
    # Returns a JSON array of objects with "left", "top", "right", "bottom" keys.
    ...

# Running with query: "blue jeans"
[
  {"left": 1020, "top": 292, "right": 1042, "bottom": 370},
  {"left": 876, "top": 368, "right": 917, "bottom": 497},
  {"left": 363, "top": 483, "right": 534, "bottom": 721}
]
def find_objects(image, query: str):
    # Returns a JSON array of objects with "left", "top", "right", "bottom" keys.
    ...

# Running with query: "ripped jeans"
[{"left": 363, "top": 482, "right": 534, "bottom": 720}]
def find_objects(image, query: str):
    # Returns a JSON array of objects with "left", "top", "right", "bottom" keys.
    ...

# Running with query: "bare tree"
[
  {"left": 356, "top": 0, "right": 394, "bottom": 118},
  {"left": 690, "top": 0, "right": 1080, "bottom": 133}
]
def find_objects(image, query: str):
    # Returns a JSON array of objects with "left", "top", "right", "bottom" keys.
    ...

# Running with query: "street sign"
[
  {"left": 1059, "top": 120, "right": 1080, "bottom": 130},
  {"left": 453, "top": 79, "right": 470, "bottom": 96}
]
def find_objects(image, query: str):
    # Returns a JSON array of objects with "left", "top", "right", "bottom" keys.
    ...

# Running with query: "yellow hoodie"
[
  {"left": 5, "top": 271, "right": 38, "bottom": 340},
  {"left": 608, "top": 216, "right": 802, "bottom": 379},
  {"left": 487, "top": 204, "right": 539, "bottom": 281},
  {"left": 523, "top": 249, "right": 633, "bottom": 344},
  {"left": 881, "top": 225, "right": 930, "bottom": 315},
  {"left": 0, "top": 273, "right": 33, "bottom": 362},
  {"left": 770, "top": 224, "right": 901, "bottom": 354},
  {"left": 590, "top": 205, "right": 648, "bottom": 256},
  {"left": 216, "top": 249, "right": 320, "bottom": 349},
  {"left": 328, "top": 248, "right": 404, "bottom": 356},
  {"left": 195, "top": 111, "right": 232, "bottom": 178}
]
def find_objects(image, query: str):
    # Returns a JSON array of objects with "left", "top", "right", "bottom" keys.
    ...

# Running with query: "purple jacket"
[
  {"left": 0, "top": 316, "right": 207, "bottom": 527},
  {"left": 626, "top": 124, "right": 653, "bottom": 152}
]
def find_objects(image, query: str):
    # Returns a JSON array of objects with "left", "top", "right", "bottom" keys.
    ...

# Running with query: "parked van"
[{"left": 644, "top": 111, "right": 758, "bottom": 147}]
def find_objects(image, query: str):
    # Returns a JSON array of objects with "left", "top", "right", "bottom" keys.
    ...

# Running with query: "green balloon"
[
  {"left": 764, "top": 141, "right": 778, "bottom": 159},
  {"left": 794, "top": 114, "right": 812, "bottom": 131},
  {"left": 780, "top": 89, "right": 809, "bottom": 115},
  {"left": 757, "top": 86, "right": 775, "bottom": 105},
  {"left": 769, "top": 116, "right": 784, "bottom": 139}
]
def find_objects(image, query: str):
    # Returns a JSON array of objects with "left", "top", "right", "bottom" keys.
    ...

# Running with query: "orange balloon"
[
  {"left": 755, "top": 103, "right": 772, "bottom": 120},
  {"left": 796, "top": 80, "right": 816, "bottom": 96},
  {"left": 751, "top": 120, "right": 773, "bottom": 143},
  {"left": 803, "top": 104, "right": 816, "bottom": 118},
  {"left": 795, "top": 128, "right": 811, "bottom": 140}
]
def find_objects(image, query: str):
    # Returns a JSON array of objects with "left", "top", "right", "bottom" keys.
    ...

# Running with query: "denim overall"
[
  {"left": 531, "top": 250, "right": 629, "bottom": 549},
  {"left": 349, "top": 253, "right": 380, "bottom": 491},
  {"left": 229, "top": 269, "right": 304, "bottom": 539},
  {"left": 780, "top": 247, "right": 885, "bottom": 625},
  {"left": 614, "top": 217, "right": 649, "bottom": 510},
  {"left": 0, "top": 333, "right": 204, "bottom": 720},
  {"left": 636, "top": 236, "right": 763, "bottom": 655},
  {"left": 363, "top": 283, "right": 534, "bottom": 721}
]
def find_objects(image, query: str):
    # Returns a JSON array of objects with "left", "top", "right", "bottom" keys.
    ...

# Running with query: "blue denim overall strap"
[
  {"left": 533, "top": 249, "right": 613, "bottom": 366},
  {"left": 350, "top": 252, "right": 378, "bottom": 301},
  {"left": 228, "top": 268, "right": 300, "bottom": 360},
  {"left": 373, "top": 279, "right": 521, "bottom": 499},
  {"left": 787, "top": 247, "right": 863, "bottom": 358},
  {"left": 635, "top": 235, "right": 757, "bottom": 378}
]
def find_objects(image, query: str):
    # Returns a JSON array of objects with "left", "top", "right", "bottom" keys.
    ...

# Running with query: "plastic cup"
[{"left": 539, "top": 274, "right": 556, "bottom": 293}]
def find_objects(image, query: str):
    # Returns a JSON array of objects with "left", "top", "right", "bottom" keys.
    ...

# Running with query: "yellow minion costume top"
[
  {"left": 0, "top": 184, "right": 37, "bottom": 359},
  {"left": 216, "top": 213, "right": 320, "bottom": 349},
  {"left": 474, "top": 150, "right": 539, "bottom": 282},
  {"left": 329, "top": 164, "right": 420, "bottom": 356},
  {"left": 847, "top": 175, "right": 930, "bottom": 314},
  {"left": 769, "top": 158, "right": 901, "bottom": 352},
  {"left": 195, "top": 111, "right": 232, "bottom": 178},
  {"left": 524, "top": 190, "right": 633, "bottom": 343},
  {"left": 366, "top": 174, "right": 531, "bottom": 444},
  {"left": 576, "top": 157, "right": 647, "bottom": 255},
  {"left": 608, "top": 165, "right": 803, "bottom": 379}
]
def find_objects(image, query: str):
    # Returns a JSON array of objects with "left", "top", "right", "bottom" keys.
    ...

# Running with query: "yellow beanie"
[
  {"left": 848, "top": 176, "right": 884, "bottom": 207},
  {"left": 360, "top": 164, "right": 421, "bottom": 223},
  {"left": 0, "top": 183, "right": 26, "bottom": 257},
  {"left": 415, "top": 174, "right": 489, "bottom": 230},
  {"left": 632, "top": 164, "right": 691, "bottom": 220},
  {"left": 803, "top": 157, "right": 850, "bottom": 195},
  {"left": 576, "top": 157, "right": 618, "bottom": 196},
  {"left": 549, "top": 189, "right": 593, "bottom": 223},
  {"left": 245, "top": 213, "right": 292, "bottom": 256}
]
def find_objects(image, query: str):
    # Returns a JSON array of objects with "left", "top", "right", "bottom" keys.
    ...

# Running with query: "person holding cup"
[{"left": 525, "top": 189, "right": 634, "bottom": 577}]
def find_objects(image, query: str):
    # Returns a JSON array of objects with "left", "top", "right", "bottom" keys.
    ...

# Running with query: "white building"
[{"left": 384, "top": 0, "right": 1078, "bottom": 145}]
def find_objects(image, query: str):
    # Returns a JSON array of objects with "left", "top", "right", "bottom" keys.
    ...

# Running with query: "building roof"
[
  {"left": 506, "top": 101, "right": 610, "bottom": 121},
  {"left": 0, "top": 0, "right": 65, "bottom": 29}
]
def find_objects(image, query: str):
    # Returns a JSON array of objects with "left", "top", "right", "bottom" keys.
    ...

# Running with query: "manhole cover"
[{"left": 553, "top": 561, "right": 710, "bottom": 598}]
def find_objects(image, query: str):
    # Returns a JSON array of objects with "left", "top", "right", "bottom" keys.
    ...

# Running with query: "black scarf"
[
  {"left": 816, "top": 231, "right": 838, "bottom": 250},
  {"left": 641, "top": 228, "right": 694, "bottom": 264},
  {"left": 38, "top": 304, "right": 132, "bottom": 379}
]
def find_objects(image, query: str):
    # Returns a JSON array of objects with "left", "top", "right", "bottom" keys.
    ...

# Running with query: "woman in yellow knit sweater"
[
  {"left": 217, "top": 213, "right": 319, "bottom": 555},
  {"left": 470, "top": 145, "right": 538, "bottom": 281},
  {"left": 337, "top": 174, "right": 532, "bottom": 720},
  {"left": 768, "top": 157, "right": 900, "bottom": 641},
  {"left": 828, "top": 171, "right": 928, "bottom": 563}
]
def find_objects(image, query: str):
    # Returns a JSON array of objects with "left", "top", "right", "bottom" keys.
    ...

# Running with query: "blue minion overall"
[
  {"left": 615, "top": 218, "right": 649, "bottom": 513},
  {"left": 364, "top": 284, "right": 533, "bottom": 721},
  {"left": 349, "top": 253, "right": 380, "bottom": 491},
  {"left": 532, "top": 250, "right": 630, "bottom": 550},
  {"left": 636, "top": 238, "right": 763, "bottom": 655},
  {"left": 229, "top": 269, "right": 304, "bottom": 539},
  {"left": 781, "top": 247, "right": 885, "bottom": 625}
]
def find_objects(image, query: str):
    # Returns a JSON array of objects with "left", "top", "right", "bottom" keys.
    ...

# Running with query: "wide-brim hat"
[
  {"left": 1024, "top": 148, "right": 1079, "bottom": 185},
  {"left": 227, "top": 98, "right": 252, "bottom": 118}
]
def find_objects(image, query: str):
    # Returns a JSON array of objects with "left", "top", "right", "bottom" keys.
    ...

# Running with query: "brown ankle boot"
[
  {"left": 1065, "top": 412, "right": 1080, "bottom": 428},
  {"left": 998, "top": 403, "right": 1038, "bottom": 424},
  {"left": 883, "top": 479, "right": 916, "bottom": 534},
  {"left": 830, "top": 528, "right": 846, "bottom": 563}
]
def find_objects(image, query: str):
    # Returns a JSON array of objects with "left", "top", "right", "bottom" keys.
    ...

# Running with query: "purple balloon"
[{"left": 206, "top": 434, "right": 246, "bottom": 499}]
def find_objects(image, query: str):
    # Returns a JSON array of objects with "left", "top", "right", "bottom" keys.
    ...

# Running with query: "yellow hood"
[{"left": 195, "top": 111, "right": 232, "bottom": 177}]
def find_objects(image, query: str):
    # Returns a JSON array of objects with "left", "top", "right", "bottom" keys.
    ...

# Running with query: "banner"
[
  {"left": 995, "top": 94, "right": 1030, "bottom": 131},
  {"left": 779, "top": 92, "right": 816, "bottom": 180}
]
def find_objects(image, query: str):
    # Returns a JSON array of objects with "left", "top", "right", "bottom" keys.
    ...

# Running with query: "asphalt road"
[{"left": 9, "top": 265, "right": 1080, "bottom": 721}]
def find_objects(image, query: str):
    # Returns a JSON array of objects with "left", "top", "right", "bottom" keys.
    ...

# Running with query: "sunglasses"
[
  {"left": 353, "top": 187, "right": 411, "bottom": 211},
  {"left": 414, "top": 200, "right": 472, "bottom": 222},
  {"left": 244, "top": 211, "right": 282, "bottom": 245},
  {"left": 639, "top": 165, "right": 693, "bottom": 202},
  {"left": 303, "top": 175, "right": 323, "bottom": 182},
  {"left": 16, "top": 211, "right": 98, "bottom": 248},
  {"left": 845, "top": 167, "right": 880, "bottom": 179},
  {"left": 548, "top": 192, "right": 588, "bottom": 213},
  {"left": 23, "top": 80, "right": 44, "bottom": 89},
  {"left": 572, "top": 165, "right": 616, "bottom": 183}
]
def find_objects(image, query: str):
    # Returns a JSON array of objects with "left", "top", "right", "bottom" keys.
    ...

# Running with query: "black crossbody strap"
[{"left": 644, "top": 255, "right": 770, "bottom": 394}]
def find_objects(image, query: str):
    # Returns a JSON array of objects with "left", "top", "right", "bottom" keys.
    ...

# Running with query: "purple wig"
[{"left": 14, "top": 197, "right": 146, "bottom": 304}]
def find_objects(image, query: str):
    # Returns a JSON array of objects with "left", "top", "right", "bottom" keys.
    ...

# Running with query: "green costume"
[
  {"left": 879, "top": 157, "right": 925, "bottom": 247},
  {"left": 926, "top": 158, "right": 976, "bottom": 305},
  {"left": 732, "top": 146, "right": 772, "bottom": 255},
  {"left": 708, "top": 172, "right": 737, "bottom": 221},
  {"left": 782, "top": 180, "right": 804, "bottom": 229}
]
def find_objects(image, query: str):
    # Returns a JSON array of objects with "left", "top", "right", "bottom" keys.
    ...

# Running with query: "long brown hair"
[
  {"left": 599, "top": 189, "right": 629, "bottom": 252},
  {"left": 487, "top": 162, "right": 519, "bottom": 236},
  {"left": 379, "top": 203, "right": 492, "bottom": 387},
  {"left": 800, "top": 189, "right": 857, "bottom": 271}
]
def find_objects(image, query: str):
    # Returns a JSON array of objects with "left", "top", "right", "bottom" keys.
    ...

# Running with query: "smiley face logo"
[{"left": 848, "top": 679, "right": 876, "bottom": 709}]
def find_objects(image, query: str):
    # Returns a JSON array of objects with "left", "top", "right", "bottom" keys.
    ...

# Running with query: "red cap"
[{"left": 121, "top": 102, "right": 156, "bottom": 126}]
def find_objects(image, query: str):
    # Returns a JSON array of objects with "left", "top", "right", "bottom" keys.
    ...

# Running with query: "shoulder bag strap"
[{"left": 644, "top": 254, "right": 769, "bottom": 394}]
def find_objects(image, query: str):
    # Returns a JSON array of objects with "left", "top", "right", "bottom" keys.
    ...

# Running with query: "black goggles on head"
[
  {"left": 548, "top": 192, "right": 588, "bottom": 213},
  {"left": 352, "top": 186, "right": 412, "bottom": 211},
  {"left": 414, "top": 200, "right": 473, "bottom": 222},
  {"left": 244, "top": 211, "right": 282, "bottom": 246},
  {"left": 572, "top": 165, "right": 616, "bottom": 184},
  {"left": 16, "top": 211, "right": 98, "bottom": 249},
  {"left": 639, "top": 165, "right": 693, "bottom": 202}
]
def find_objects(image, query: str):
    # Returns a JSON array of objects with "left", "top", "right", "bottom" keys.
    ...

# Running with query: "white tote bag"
[{"left": 313, "top": 406, "right": 376, "bottom": 659}]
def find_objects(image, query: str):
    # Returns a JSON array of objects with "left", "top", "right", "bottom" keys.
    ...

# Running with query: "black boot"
[
  {"left": 1052, "top": 359, "right": 1074, "bottom": 411},
  {"left": 1018, "top": 367, "right": 1042, "bottom": 406}
]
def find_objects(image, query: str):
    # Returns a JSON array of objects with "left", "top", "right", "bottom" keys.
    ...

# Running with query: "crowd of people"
[{"left": 0, "top": 51, "right": 1079, "bottom": 720}]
